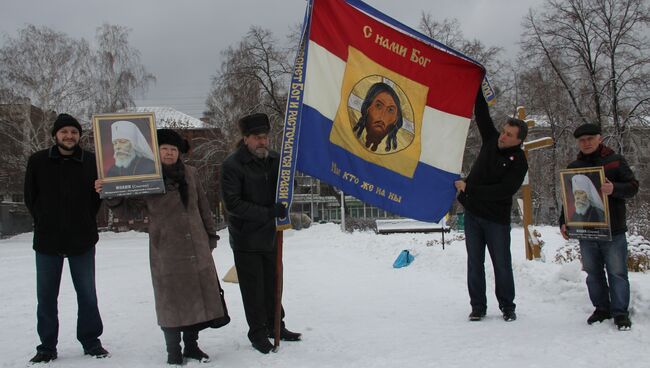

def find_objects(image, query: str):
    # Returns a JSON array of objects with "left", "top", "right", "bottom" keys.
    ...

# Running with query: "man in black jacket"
[
  {"left": 455, "top": 89, "right": 528, "bottom": 322},
  {"left": 559, "top": 123, "right": 638, "bottom": 330},
  {"left": 24, "top": 114, "right": 109, "bottom": 363},
  {"left": 220, "top": 113, "right": 301, "bottom": 354}
]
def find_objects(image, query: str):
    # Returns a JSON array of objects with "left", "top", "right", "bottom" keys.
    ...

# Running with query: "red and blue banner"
[{"left": 276, "top": 0, "right": 486, "bottom": 228}]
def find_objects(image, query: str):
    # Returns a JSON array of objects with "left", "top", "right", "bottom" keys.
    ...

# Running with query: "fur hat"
[
  {"left": 573, "top": 123, "right": 601, "bottom": 138},
  {"left": 157, "top": 129, "right": 189, "bottom": 154},
  {"left": 238, "top": 113, "right": 270, "bottom": 136},
  {"left": 51, "top": 113, "right": 82, "bottom": 136}
]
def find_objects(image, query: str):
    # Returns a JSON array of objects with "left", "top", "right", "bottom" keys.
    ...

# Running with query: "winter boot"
[
  {"left": 182, "top": 330, "right": 210, "bottom": 362},
  {"left": 587, "top": 309, "right": 611, "bottom": 325},
  {"left": 614, "top": 315, "right": 632, "bottom": 331},
  {"left": 163, "top": 329, "right": 183, "bottom": 365},
  {"left": 29, "top": 351, "right": 57, "bottom": 364}
]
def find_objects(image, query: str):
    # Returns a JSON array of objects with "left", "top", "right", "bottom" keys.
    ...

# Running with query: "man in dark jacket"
[
  {"left": 559, "top": 123, "right": 638, "bottom": 330},
  {"left": 221, "top": 113, "right": 301, "bottom": 354},
  {"left": 455, "top": 89, "right": 528, "bottom": 322},
  {"left": 24, "top": 113, "right": 109, "bottom": 363}
]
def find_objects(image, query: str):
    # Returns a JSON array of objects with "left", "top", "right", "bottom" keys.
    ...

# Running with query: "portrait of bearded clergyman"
[
  {"left": 106, "top": 120, "right": 156, "bottom": 177},
  {"left": 570, "top": 174, "right": 606, "bottom": 223},
  {"left": 352, "top": 82, "right": 404, "bottom": 152}
]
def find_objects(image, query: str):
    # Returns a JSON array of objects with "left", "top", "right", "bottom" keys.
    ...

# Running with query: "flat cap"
[{"left": 573, "top": 123, "right": 601, "bottom": 138}]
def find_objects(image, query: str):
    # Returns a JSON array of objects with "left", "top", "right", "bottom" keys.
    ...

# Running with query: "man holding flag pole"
[{"left": 220, "top": 113, "right": 302, "bottom": 354}]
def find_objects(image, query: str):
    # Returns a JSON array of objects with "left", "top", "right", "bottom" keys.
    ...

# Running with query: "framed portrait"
[
  {"left": 92, "top": 112, "right": 165, "bottom": 198},
  {"left": 560, "top": 167, "right": 611, "bottom": 240}
]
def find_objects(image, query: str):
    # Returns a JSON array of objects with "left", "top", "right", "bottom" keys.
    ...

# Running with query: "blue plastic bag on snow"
[{"left": 392, "top": 249, "right": 415, "bottom": 268}]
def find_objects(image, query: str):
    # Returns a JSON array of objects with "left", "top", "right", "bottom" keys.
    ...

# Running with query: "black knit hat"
[
  {"left": 51, "top": 113, "right": 82, "bottom": 136},
  {"left": 238, "top": 113, "right": 270, "bottom": 136},
  {"left": 573, "top": 123, "right": 601, "bottom": 138},
  {"left": 157, "top": 129, "right": 189, "bottom": 154}
]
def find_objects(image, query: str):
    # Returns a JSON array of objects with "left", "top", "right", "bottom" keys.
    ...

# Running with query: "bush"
[
  {"left": 344, "top": 218, "right": 377, "bottom": 232},
  {"left": 627, "top": 234, "right": 650, "bottom": 272},
  {"left": 554, "top": 234, "right": 650, "bottom": 272},
  {"left": 554, "top": 240, "right": 581, "bottom": 264}
]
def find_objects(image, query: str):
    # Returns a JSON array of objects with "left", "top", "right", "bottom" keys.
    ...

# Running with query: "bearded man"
[
  {"left": 106, "top": 120, "right": 156, "bottom": 177},
  {"left": 24, "top": 113, "right": 109, "bottom": 363},
  {"left": 570, "top": 174, "right": 606, "bottom": 223},
  {"left": 220, "top": 113, "right": 301, "bottom": 354}
]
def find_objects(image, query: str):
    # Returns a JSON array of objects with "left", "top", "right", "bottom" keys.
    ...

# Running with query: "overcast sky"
[{"left": 1, "top": 0, "right": 545, "bottom": 118}]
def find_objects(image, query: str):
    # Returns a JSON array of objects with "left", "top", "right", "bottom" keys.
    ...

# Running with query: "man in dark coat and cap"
[
  {"left": 559, "top": 123, "right": 639, "bottom": 330},
  {"left": 220, "top": 113, "right": 302, "bottom": 354},
  {"left": 24, "top": 113, "right": 109, "bottom": 363}
]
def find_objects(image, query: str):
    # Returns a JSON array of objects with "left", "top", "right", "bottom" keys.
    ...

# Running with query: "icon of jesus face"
[{"left": 365, "top": 91, "right": 398, "bottom": 148}]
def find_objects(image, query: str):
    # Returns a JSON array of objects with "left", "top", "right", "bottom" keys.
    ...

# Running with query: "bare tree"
[
  {"left": 0, "top": 25, "right": 91, "bottom": 179},
  {"left": 418, "top": 14, "right": 506, "bottom": 79},
  {"left": 204, "top": 26, "right": 292, "bottom": 150},
  {"left": 90, "top": 24, "right": 156, "bottom": 115},
  {"left": 0, "top": 25, "right": 94, "bottom": 117},
  {"left": 521, "top": 0, "right": 650, "bottom": 149},
  {"left": 592, "top": 0, "right": 650, "bottom": 144}
]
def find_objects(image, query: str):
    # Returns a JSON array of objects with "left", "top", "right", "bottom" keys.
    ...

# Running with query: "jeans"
[
  {"left": 35, "top": 247, "right": 103, "bottom": 353},
  {"left": 464, "top": 211, "right": 515, "bottom": 313},
  {"left": 579, "top": 233, "right": 629, "bottom": 317}
]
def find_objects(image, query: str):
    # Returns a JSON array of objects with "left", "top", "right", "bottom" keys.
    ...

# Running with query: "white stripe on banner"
[
  {"left": 420, "top": 108, "right": 470, "bottom": 174},
  {"left": 304, "top": 40, "right": 470, "bottom": 175},
  {"left": 304, "top": 42, "right": 345, "bottom": 120}
]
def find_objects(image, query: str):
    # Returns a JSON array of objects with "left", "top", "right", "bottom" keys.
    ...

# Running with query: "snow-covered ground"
[{"left": 1, "top": 224, "right": 649, "bottom": 367}]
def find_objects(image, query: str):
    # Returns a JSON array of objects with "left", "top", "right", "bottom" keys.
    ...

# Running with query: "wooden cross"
[{"left": 517, "top": 106, "right": 554, "bottom": 260}]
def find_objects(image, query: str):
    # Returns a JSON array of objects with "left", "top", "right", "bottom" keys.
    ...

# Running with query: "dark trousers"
[
  {"left": 579, "top": 233, "right": 630, "bottom": 317},
  {"left": 233, "top": 250, "right": 285, "bottom": 342},
  {"left": 464, "top": 211, "right": 516, "bottom": 313},
  {"left": 35, "top": 247, "right": 103, "bottom": 353}
]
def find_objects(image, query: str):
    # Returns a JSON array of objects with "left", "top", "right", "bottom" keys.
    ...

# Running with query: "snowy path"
[{"left": 1, "top": 224, "right": 649, "bottom": 367}]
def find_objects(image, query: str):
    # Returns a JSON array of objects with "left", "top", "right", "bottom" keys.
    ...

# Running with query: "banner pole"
[
  {"left": 340, "top": 190, "right": 346, "bottom": 231},
  {"left": 272, "top": 230, "right": 284, "bottom": 351}
]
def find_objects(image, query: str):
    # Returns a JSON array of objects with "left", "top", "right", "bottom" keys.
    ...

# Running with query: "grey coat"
[{"left": 109, "top": 165, "right": 224, "bottom": 328}]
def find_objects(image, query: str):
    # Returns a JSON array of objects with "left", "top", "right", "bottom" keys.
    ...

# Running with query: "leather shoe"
[
  {"left": 468, "top": 310, "right": 486, "bottom": 321},
  {"left": 268, "top": 327, "right": 302, "bottom": 341},
  {"left": 502, "top": 310, "right": 517, "bottom": 322},
  {"left": 252, "top": 338, "right": 274, "bottom": 354},
  {"left": 84, "top": 345, "right": 110, "bottom": 358}
]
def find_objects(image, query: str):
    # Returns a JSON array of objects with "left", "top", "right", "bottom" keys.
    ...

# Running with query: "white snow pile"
[{"left": 1, "top": 224, "right": 649, "bottom": 367}]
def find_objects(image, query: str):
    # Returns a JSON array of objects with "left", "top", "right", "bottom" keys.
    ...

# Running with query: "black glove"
[
  {"left": 208, "top": 234, "right": 220, "bottom": 251},
  {"left": 271, "top": 203, "right": 288, "bottom": 218}
]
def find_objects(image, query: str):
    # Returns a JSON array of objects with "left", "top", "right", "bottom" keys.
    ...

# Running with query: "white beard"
[
  {"left": 251, "top": 147, "right": 269, "bottom": 159},
  {"left": 114, "top": 149, "right": 136, "bottom": 168},
  {"left": 574, "top": 202, "right": 590, "bottom": 215}
]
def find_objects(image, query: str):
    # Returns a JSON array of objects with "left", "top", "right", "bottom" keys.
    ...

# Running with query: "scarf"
[{"left": 162, "top": 160, "right": 188, "bottom": 208}]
